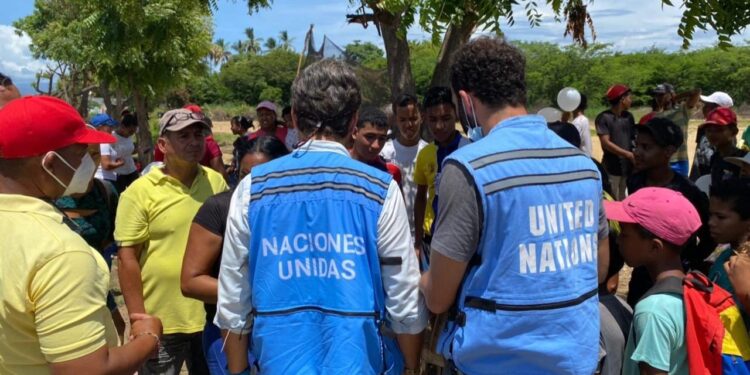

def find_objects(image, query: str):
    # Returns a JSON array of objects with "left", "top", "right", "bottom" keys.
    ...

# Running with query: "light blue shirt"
[
  {"left": 623, "top": 293, "right": 688, "bottom": 375},
  {"left": 214, "top": 140, "right": 428, "bottom": 335}
]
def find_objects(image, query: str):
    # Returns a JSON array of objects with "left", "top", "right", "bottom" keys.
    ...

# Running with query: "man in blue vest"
[
  {"left": 215, "top": 59, "right": 427, "bottom": 375},
  {"left": 419, "top": 37, "right": 610, "bottom": 374}
]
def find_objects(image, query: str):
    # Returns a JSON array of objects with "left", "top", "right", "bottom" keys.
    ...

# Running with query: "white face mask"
[{"left": 42, "top": 152, "right": 97, "bottom": 196}]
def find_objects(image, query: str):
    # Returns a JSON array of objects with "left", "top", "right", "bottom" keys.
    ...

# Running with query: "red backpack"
[{"left": 642, "top": 271, "right": 750, "bottom": 374}]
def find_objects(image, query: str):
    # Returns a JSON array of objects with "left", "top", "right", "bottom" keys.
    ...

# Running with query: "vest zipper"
[{"left": 252, "top": 305, "right": 378, "bottom": 317}]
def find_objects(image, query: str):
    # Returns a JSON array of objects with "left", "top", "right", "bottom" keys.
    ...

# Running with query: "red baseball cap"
[
  {"left": 0, "top": 96, "right": 116, "bottom": 159},
  {"left": 604, "top": 187, "right": 701, "bottom": 246},
  {"left": 702, "top": 107, "right": 737, "bottom": 127},
  {"left": 183, "top": 104, "right": 203, "bottom": 113},
  {"left": 606, "top": 84, "right": 630, "bottom": 102}
]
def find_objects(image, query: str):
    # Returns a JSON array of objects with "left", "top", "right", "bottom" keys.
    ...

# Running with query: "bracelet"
[{"left": 134, "top": 331, "right": 160, "bottom": 348}]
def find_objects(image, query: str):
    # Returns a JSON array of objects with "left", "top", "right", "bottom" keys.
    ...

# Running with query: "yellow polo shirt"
[
  {"left": 413, "top": 136, "right": 471, "bottom": 236},
  {"left": 115, "top": 166, "right": 227, "bottom": 334},
  {"left": 0, "top": 195, "right": 117, "bottom": 375}
]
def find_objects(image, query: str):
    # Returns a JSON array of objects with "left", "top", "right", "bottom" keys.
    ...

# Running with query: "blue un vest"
[
  {"left": 438, "top": 115, "right": 602, "bottom": 374},
  {"left": 247, "top": 147, "right": 403, "bottom": 374}
]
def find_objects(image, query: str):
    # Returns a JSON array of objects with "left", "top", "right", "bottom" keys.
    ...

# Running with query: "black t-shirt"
[
  {"left": 710, "top": 147, "right": 748, "bottom": 188},
  {"left": 625, "top": 171, "right": 715, "bottom": 306},
  {"left": 595, "top": 110, "right": 635, "bottom": 176},
  {"left": 192, "top": 190, "right": 233, "bottom": 322}
]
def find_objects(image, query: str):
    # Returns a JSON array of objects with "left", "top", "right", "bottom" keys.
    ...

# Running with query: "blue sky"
[{"left": 2, "top": 0, "right": 749, "bottom": 94}]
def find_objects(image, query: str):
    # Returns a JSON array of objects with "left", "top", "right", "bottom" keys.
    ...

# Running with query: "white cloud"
[{"left": 0, "top": 24, "right": 46, "bottom": 81}]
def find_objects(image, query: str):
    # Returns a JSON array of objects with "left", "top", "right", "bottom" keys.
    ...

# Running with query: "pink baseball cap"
[{"left": 604, "top": 187, "right": 701, "bottom": 246}]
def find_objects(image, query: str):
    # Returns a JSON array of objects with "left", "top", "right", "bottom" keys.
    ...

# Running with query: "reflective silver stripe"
[
  {"left": 251, "top": 182, "right": 385, "bottom": 204},
  {"left": 252, "top": 167, "right": 389, "bottom": 189},
  {"left": 470, "top": 148, "right": 585, "bottom": 169},
  {"left": 484, "top": 170, "right": 600, "bottom": 195}
]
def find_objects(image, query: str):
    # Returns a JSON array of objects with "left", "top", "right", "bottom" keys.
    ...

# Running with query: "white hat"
[
  {"left": 700, "top": 92, "right": 734, "bottom": 108},
  {"left": 726, "top": 153, "right": 750, "bottom": 169}
]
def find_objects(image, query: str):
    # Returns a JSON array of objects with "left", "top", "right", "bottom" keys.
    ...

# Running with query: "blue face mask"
[{"left": 460, "top": 94, "right": 482, "bottom": 141}]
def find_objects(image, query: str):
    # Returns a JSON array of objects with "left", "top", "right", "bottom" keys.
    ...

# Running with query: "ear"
[
  {"left": 347, "top": 111, "right": 359, "bottom": 137},
  {"left": 649, "top": 237, "right": 666, "bottom": 257},
  {"left": 291, "top": 107, "right": 300, "bottom": 131},
  {"left": 41, "top": 152, "right": 56, "bottom": 172},
  {"left": 156, "top": 136, "right": 168, "bottom": 154},
  {"left": 458, "top": 90, "right": 471, "bottom": 112}
]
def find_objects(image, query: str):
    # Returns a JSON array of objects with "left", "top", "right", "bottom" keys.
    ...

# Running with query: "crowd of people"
[{"left": 1, "top": 37, "right": 750, "bottom": 375}]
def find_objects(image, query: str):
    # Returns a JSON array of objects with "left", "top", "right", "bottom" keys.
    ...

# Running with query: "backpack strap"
[{"left": 639, "top": 276, "right": 684, "bottom": 302}]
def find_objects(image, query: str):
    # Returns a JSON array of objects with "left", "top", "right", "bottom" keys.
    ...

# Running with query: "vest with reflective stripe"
[
  {"left": 248, "top": 148, "right": 402, "bottom": 374},
  {"left": 439, "top": 115, "right": 601, "bottom": 374}
]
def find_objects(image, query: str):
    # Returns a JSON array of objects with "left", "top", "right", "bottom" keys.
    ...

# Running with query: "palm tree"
[
  {"left": 209, "top": 38, "right": 232, "bottom": 68},
  {"left": 244, "top": 27, "right": 262, "bottom": 55},
  {"left": 232, "top": 40, "right": 248, "bottom": 55},
  {"left": 264, "top": 37, "right": 277, "bottom": 52},
  {"left": 279, "top": 30, "right": 294, "bottom": 51}
]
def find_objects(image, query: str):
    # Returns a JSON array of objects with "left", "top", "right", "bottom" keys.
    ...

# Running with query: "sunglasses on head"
[{"left": 167, "top": 112, "right": 206, "bottom": 126}]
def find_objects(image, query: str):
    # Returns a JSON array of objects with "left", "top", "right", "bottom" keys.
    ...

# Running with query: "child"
[
  {"left": 413, "top": 86, "right": 470, "bottom": 256},
  {"left": 708, "top": 179, "right": 750, "bottom": 317},
  {"left": 703, "top": 107, "right": 747, "bottom": 187},
  {"left": 604, "top": 187, "right": 702, "bottom": 375}
]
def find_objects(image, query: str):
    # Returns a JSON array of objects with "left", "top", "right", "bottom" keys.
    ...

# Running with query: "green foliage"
[
  {"left": 409, "top": 41, "right": 440, "bottom": 97},
  {"left": 15, "top": 0, "right": 212, "bottom": 100},
  {"left": 345, "top": 41, "right": 386, "bottom": 69},
  {"left": 218, "top": 48, "right": 298, "bottom": 105},
  {"left": 516, "top": 42, "right": 750, "bottom": 110}
]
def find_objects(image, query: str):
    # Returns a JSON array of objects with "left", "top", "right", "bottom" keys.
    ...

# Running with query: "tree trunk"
[
  {"left": 133, "top": 89, "right": 154, "bottom": 167},
  {"left": 430, "top": 15, "right": 478, "bottom": 88},
  {"left": 77, "top": 89, "right": 89, "bottom": 118},
  {"left": 372, "top": 7, "right": 415, "bottom": 100}
]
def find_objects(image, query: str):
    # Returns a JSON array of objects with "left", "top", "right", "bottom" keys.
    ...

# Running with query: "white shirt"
[
  {"left": 215, "top": 140, "right": 428, "bottom": 335},
  {"left": 380, "top": 139, "right": 428, "bottom": 237},
  {"left": 97, "top": 131, "right": 137, "bottom": 180},
  {"left": 571, "top": 114, "right": 593, "bottom": 156}
]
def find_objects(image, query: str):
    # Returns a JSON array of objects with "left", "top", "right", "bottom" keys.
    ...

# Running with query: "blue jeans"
[
  {"left": 670, "top": 160, "right": 689, "bottom": 177},
  {"left": 203, "top": 321, "right": 255, "bottom": 375}
]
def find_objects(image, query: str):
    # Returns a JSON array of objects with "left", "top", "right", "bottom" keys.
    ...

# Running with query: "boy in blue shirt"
[{"left": 604, "top": 188, "right": 702, "bottom": 375}]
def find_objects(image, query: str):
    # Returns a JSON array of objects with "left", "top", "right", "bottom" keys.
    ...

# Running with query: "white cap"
[
  {"left": 726, "top": 153, "right": 750, "bottom": 169},
  {"left": 700, "top": 91, "right": 734, "bottom": 108}
]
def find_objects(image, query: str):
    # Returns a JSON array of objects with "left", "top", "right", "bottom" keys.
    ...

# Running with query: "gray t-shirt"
[{"left": 431, "top": 161, "right": 609, "bottom": 262}]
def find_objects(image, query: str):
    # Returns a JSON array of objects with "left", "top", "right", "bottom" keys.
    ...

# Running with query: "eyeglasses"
[{"left": 166, "top": 112, "right": 206, "bottom": 126}]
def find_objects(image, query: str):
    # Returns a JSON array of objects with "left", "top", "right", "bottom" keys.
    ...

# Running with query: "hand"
[
  {"left": 129, "top": 313, "right": 163, "bottom": 339},
  {"left": 724, "top": 254, "right": 750, "bottom": 299},
  {"left": 625, "top": 151, "right": 636, "bottom": 165}
]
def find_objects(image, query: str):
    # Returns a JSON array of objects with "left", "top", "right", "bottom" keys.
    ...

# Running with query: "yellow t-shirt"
[
  {"left": 115, "top": 166, "right": 228, "bottom": 334},
  {"left": 0, "top": 195, "right": 118, "bottom": 375},
  {"left": 413, "top": 136, "right": 471, "bottom": 236}
]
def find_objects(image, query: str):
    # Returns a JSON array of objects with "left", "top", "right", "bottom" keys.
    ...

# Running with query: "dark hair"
[
  {"left": 231, "top": 115, "right": 252, "bottom": 130},
  {"left": 393, "top": 93, "right": 418, "bottom": 110},
  {"left": 357, "top": 107, "right": 389, "bottom": 130},
  {"left": 450, "top": 37, "right": 526, "bottom": 109},
  {"left": 282, "top": 106, "right": 292, "bottom": 117},
  {"left": 121, "top": 113, "right": 138, "bottom": 128},
  {"left": 710, "top": 178, "right": 750, "bottom": 220},
  {"left": 575, "top": 94, "right": 588, "bottom": 112},
  {"left": 292, "top": 59, "right": 361, "bottom": 140},
  {"left": 634, "top": 223, "right": 683, "bottom": 252},
  {"left": 236, "top": 135, "right": 289, "bottom": 162},
  {"left": 423, "top": 86, "right": 455, "bottom": 111},
  {"left": 0, "top": 72, "right": 12, "bottom": 87}
]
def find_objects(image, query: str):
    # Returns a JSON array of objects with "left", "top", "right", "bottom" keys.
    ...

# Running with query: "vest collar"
[
  {"left": 295, "top": 140, "right": 350, "bottom": 158},
  {"left": 489, "top": 114, "right": 546, "bottom": 135}
]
